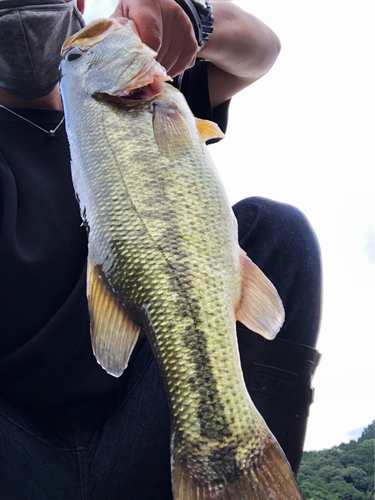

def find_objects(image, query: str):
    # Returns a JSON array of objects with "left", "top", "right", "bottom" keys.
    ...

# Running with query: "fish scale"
[{"left": 60, "top": 17, "right": 304, "bottom": 499}]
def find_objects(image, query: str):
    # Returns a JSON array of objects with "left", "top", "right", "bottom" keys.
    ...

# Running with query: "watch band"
[{"left": 174, "top": 0, "right": 214, "bottom": 51}]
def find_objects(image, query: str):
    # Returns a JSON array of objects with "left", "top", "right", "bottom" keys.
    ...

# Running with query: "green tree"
[
  {"left": 358, "top": 421, "right": 374, "bottom": 443},
  {"left": 342, "top": 467, "right": 368, "bottom": 490},
  {"left": 317, "top": 465, "right": 344, "bottom": 483},
  {"left": 298, "top": 421, "right": 374, "bottom": 500},
  {"left": 355, "top": 439, "right": 374, "bottom": 474}
]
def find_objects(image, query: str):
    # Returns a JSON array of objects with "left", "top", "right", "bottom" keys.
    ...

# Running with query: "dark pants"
[{"left": 0, "top": 197, "right": 322, "bottom": 499}]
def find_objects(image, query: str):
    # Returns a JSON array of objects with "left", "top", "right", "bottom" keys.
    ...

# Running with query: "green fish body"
[{"left": 60, "top": 18, "right": 304, "bottom": 499}]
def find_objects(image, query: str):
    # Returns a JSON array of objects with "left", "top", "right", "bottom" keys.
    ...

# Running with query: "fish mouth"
[{"left": 94, "top": 77, "right": 167, "bottom": 105}]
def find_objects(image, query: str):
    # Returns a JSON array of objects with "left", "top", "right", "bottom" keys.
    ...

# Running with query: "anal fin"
[
  {"left": 236, "top": 248, "right": 285, "bottom": 340},
  {"left": 87, "top": 258, "right": 141, "bottom": 377}
]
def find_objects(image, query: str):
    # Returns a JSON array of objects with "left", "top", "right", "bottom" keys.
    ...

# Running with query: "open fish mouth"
[{"left": 94, "top": 77, "right": 167, "bottom": 104}]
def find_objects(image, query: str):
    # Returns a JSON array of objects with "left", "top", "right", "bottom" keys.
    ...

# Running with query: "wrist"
[{"left": 173, "top": 0, "right": 214, "bottom": 51}]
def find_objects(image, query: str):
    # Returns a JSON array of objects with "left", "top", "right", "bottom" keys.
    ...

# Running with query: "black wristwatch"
[{"left": 174, "top": 0, "right": 214, "bottom": 51}]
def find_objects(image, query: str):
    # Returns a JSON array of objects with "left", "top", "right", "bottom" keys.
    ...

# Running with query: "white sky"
[{"left": 83, "top": 0, "right": 375, "bottom": 451}]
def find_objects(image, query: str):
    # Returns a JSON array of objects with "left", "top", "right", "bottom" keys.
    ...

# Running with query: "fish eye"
[{"left": 66, "top": 47, "right": 83, "bottom": 62}]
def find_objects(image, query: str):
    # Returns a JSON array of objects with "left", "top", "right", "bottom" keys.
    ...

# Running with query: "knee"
[
  {"left": 232, "top": 196, "right": 321, "bottom": 267},
  {"left": 233, "top": 197, "right": 322, "bottom": 346}
]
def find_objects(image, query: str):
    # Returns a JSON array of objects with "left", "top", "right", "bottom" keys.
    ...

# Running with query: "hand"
[{"left": 110, "top": 0, "right": 198, "bottom": 78}]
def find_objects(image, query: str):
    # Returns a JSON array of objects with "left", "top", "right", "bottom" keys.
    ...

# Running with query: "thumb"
[{"left": 109, "top": 3, "right": 125, "bottom": 19}]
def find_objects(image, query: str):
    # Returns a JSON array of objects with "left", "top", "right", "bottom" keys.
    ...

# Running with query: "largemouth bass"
[{"left": 60, "top": 18, "right": 304, "bottom": 500}]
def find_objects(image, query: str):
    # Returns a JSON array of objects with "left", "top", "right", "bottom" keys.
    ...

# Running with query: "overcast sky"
[
  {"left": 219, "top": 0, "right": 375, "bottom": 451},
  {"left": 83, "top": 0, "right": 375, "bottom": 451}
]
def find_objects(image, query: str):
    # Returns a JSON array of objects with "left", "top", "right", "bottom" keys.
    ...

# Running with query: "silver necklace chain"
[{"left": 0, "top": 104, "right": 65, "bottom": 137}]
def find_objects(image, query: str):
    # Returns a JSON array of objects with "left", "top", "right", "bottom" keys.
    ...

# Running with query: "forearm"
[
  {"left": 201, "top": 2, "right": 280, "bottom": 81},
  {"left": 201, "top": 2, "right": 281, "bottom": 108}
]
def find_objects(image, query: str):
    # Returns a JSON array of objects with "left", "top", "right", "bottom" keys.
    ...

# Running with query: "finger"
[
  {"left": 167, "top": 51, "right": 197, "bottom": 78},
  {"left": 158, "top": 36, "right": 197, "bottom": 77},
  {"left": 110, "top": 0, "right": 163, "bottom": 53},
  {"left": 131, "top": 9, "right": 162, "bottom": 52},
  {"left": 129, "top": 0, "right": 163, "bottom": 52},
  {"left": 157, "top": 13, "right": 197, "bottom": 76}
]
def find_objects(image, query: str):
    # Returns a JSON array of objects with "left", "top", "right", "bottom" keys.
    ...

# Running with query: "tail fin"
[{"left": 172, "top": 434, "right": 304, "bottom": 500}]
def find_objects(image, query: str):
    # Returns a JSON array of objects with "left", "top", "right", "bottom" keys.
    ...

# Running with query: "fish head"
[{"left": 60, "top": 17, "right": 171, "bottom": 98}]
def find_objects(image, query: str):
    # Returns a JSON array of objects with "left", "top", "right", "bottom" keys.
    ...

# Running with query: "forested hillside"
[{"left": 298, "top": 421, "right": 374, "bottom": 499}]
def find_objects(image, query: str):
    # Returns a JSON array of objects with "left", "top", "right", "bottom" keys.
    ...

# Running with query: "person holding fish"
[{"left": 0, "top": 0, "right": 322, "bottom": 498}]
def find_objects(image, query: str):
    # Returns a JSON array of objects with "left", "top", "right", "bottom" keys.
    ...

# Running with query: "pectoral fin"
[
  {"left": 152, "top": 102, "right": 193, "bottom": 159},
  {"left": 87, "top": 258, "right": 141, "bottom": 377},
  {"left": 236, "top": 248, "right": 285, "bottom": 340}
]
